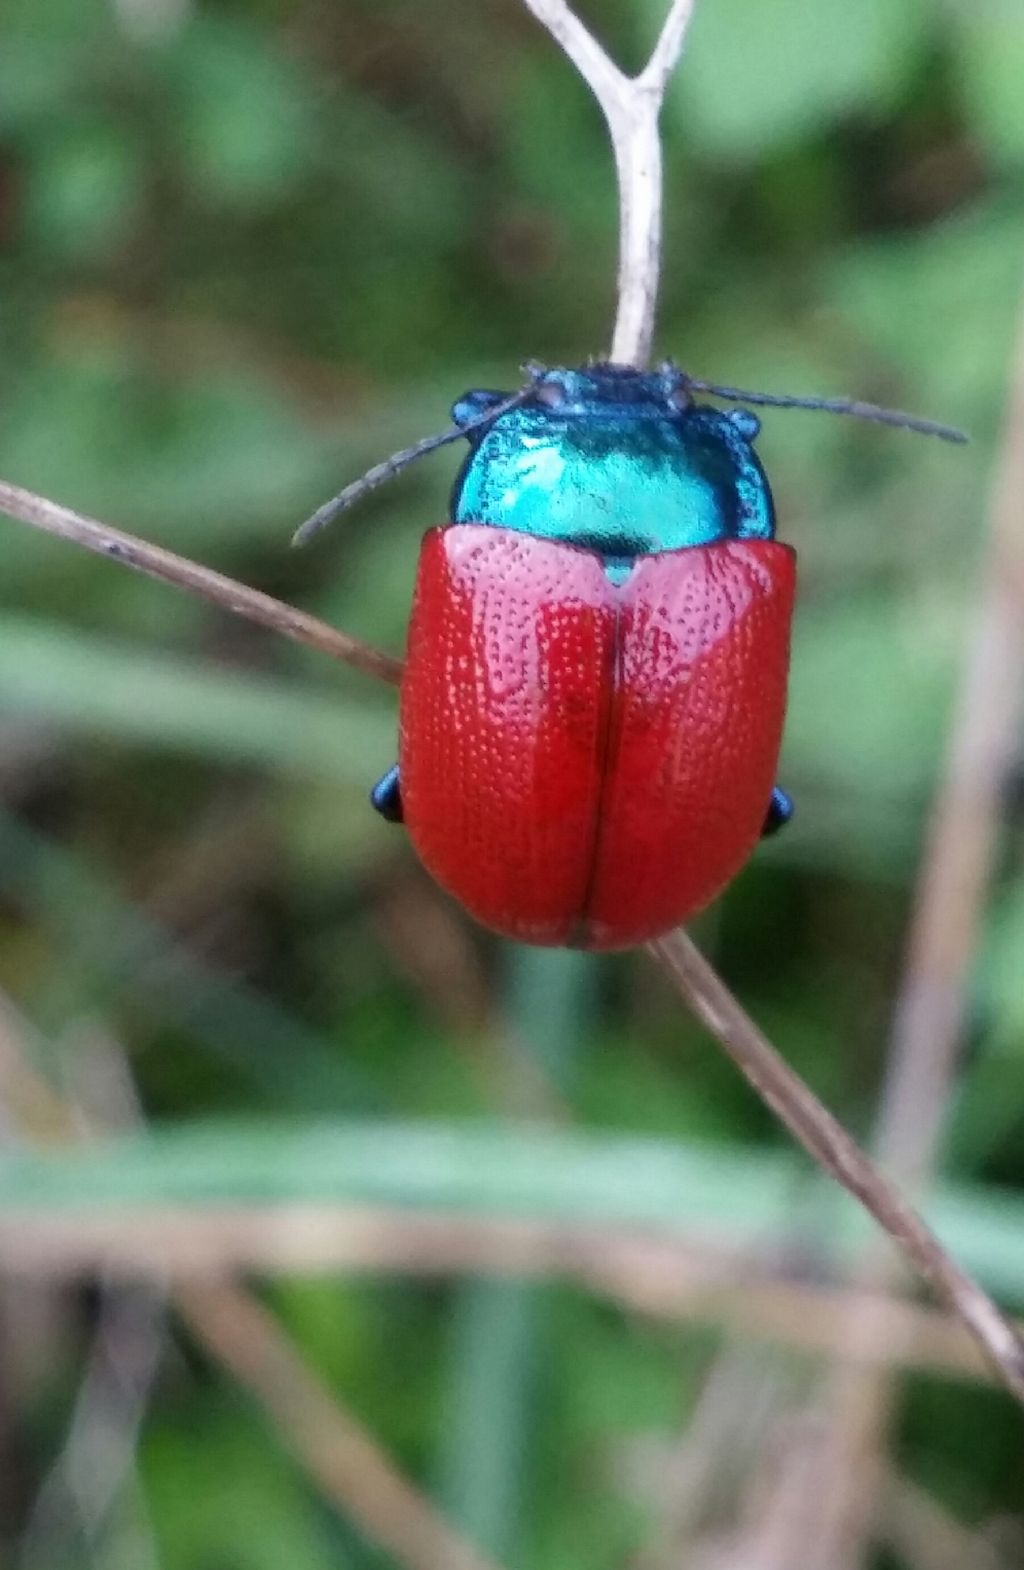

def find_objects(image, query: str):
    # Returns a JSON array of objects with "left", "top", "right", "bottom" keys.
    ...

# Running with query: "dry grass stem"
[
  {"left": 881, "top": 1472, "right": 1010, "bottom": 1570},
  {"left": 0, "top": 1014, "right": 506, "bottom": 1570},
  {"left": 519, "top": 0, "right": 698, "bottom": 364},
  {"left": 0, "top": 480, "right": 402, "bottom": 687},
  {"left": 631, "top": 1348, "right": 785, "bottom": 1570},
  {"left": 0, "top": 1201, "right": 1018, "bottom": 1385},
  {"left": 876, "top": 297, "right": 1024, "bottom": 1189},
  {"left": 176, "top": 1279, "right": 506, "bottom": 1570},
  {"left": 17, "top": 1284, "right": 165, "bottom": 1570},
  {"left": 783, "top": 279, "right": 1024, "bottom": 1570},
  {"left": 648, "top": 929, "right": 1024, "bottom": 1402},
  {"left": 1, "top": 21, "right": 1018, "bottom": 1570}
]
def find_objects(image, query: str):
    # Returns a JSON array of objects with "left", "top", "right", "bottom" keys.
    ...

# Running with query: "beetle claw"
[
  {"left": 762, "top": 786, "right": 794, "bottom": 838},
  {"left": 371, "top": 764, "right": 404, "bottom": 825}
]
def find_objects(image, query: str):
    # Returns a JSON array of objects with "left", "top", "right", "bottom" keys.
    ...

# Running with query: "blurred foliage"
[{"left": 0, "top": 0, "right": 1023, "bottom": 1567}]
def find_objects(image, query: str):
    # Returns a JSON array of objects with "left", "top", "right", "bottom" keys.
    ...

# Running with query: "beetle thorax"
[{"left": 450, "top": 364, "right": 776, "bottom": 560}]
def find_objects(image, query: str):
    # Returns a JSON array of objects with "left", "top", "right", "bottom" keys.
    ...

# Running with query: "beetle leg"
[
  {"left": 725, "top": 407, "right": 761, "bottom": 441},
  {"left": 451, "top": 389, "right": 510, "bottom": 436},
  {"left": 371, "top": 764, "right": 404, "bottom": 824},
  {"left": 761, "top": 785, "right": 794, "bottom": 838}
]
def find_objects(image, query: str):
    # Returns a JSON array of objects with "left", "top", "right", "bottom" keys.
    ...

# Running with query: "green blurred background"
[{"left": 1, "top": 0, "right": 1023, "bottom": 1566}]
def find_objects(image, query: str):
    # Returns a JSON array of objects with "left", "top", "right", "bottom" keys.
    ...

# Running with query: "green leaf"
[
  {"left": 784, "top": 589, "right": 956, "bottom": 798},
  {"left": 979, "top": 886, "right": 1024, "bottom": 1046},
  {"left": 955, "top": 3, "right": 1024, "bottom": 167},
  {"left": 673, "top": 0, "right": 929, "bottom": 161},
  {"left": 145, "top": 1413, "right": 341, "bottom": 1570},
  {"left": 826, "top": 211, "right": 1024, "bottom": 418},
  {"left": 0, "top": 0, "right": 115, "bottom": 131},
  {"left": 946, "top": 889, "right": 1024, "bottom": 1171},
  {"left": 162, "top": 14, "right": 318, "bottom": 208},
  {"left": 0, "top": 614, "right": 393, "bottom": 779},
  {"left": 0, "top": 354, "right": 343, "bottom": 550},
  {"left": 0, "top": 813, "right": 369, "bottom": 1107},
  {"left": 4, "top": 1117, "right": 1024, "bottom": 1302},
  {"left": 22, "top": 116, "right": 146, "bottom": 261}
]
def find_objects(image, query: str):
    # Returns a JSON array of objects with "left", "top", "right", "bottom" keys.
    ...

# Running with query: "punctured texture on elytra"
[{"left": 400, "top": 524, "right": 795, "bottom": 949}]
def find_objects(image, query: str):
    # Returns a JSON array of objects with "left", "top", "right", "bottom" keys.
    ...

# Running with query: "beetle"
[{"left": 297, "top": 360, "right": 964, "bottom": 951}]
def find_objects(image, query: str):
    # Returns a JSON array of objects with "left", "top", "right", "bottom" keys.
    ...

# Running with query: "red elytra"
[{"left": 399, "top": 524, "right": 796, "bottom": 950}]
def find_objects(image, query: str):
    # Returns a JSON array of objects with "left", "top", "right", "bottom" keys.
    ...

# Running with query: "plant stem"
[
  {"left": 648, "top": 929, "right": 1024, "bottom": 1402},
  {"left": 179, "top": 1280, "right": 506, "bottom": 1570},
  {"left": 0, "top": 481, "right": 402, "bottom": 688},
  {"left": 440, "top": 947, "right": 593, "bottom": 1561},
  {"left": 520, "top": 0, "right": 699, "bottom": 365}
]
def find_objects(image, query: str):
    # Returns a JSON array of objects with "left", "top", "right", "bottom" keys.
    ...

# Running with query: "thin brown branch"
[
  {"left": 876, "top": 298, "right": 1024, "bottom": 1190},
  {"left": 176, "top": 1279, "right": 505, "bottom": 1570},
  {"left": 881, "top": 1471, "right": 1009, "bottom": 1570},
  {"left": 519, "top": 0, "right": 620, "bottom": 106},
  {"left": 0, "top": 1201, "right": 1016, "bottom": 1385},
  {"left": 777, "top": 279, "right": 1024, "bottom": 1570},
  {"left": 0, "top": 480, "right": 402, "bottom": 688},
  {"left": 2, "top": 1026, "right": 164, "bottom": 1570},
  {"left": 519, "top": 0, "right": 699, "bottom": 364},
  {"left": 641, "top": 0, "right": 701, "bottom": 94},
  {"left": 647, "top": 929, "right": 1024, "bottom": 1403},
  {"left": 0, "top": 1012, "right": 505, "bottom": 1570},
  {"left": 18, "top": 1284, "right": 165, "bottom": 1570},
  {"left": 631, "top": 1348, "right": 785, "bottom": 1570}
]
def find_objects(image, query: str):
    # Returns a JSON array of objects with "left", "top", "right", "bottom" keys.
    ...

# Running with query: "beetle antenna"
[
  {"left": 292, "top": 384, "right": 536, "bottom": 547},
  {"left": 684, "top": 378, "right": 968, "bottom": 444}
]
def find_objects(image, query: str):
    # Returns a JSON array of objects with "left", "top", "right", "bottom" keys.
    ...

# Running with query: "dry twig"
[
  {"left": 876, "top": 299, "right": 1024, "bottom": 1189},
  {"left": 0, "top": 1024, "right": 165, "bottom": 1570},
  {"left": 648, "top": 930, "right": 1024, "bottom": 1402},
  {"left": 770, "top": 288, "right": 1024, "bottom": 1570},
  {"left": 176, "top": 1279, "right": 505, "bottom": 1570},
  {"left": 0, "top": 480, "right": 401, "bottom": 688},
  {"left": 0, "top": 4, "right": 1018, "bottom": 1529},
  {"left": 523, "top": 0, "right": 1024, "bottom": 1402},
  {"left": 17, "top": 1285, "right": 164, "bottom": 1570},
  {"left": 0, "top": 1011, "right": 506, "bottom": 1570},
  {"left": 520, "top": 0, "right": 699, "bottom": 365},
  {"left": 881, "top": 1472, "right": 1010, "bottom": 1570},
  {"left": 1, "top": 1200, "right": 1019, "bottom": 1385}
]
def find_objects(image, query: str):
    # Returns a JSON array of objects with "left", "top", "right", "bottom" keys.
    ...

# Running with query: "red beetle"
[
  {"left": 298, "top": 360, "right": 963, "bottom": 950},
  {"left": 400, "top": 523, "right": 793, "bottom": 949}
]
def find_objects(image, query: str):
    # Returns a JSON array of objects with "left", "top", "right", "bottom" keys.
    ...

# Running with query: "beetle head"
[{"left": 520, "top": 361, "right": 691, "bottom": 419}]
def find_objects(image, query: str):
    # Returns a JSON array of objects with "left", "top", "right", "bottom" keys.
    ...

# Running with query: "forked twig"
[
  {"left": 0, "top": 1003, "right": 507, "bottom": 1570},
  {"left": 0, "top": 0, "right": 1018, "bottom": 1454},
  {"left": 648, "top": 930, "right": 1024, "bottom": 1401},
  {"left": 0, "top": 1197, "right": 1020, "bottom": 1385},
  {"left": 0, "top": 481, "right": 402, "bottom": 688},
  {"left": 528, "top": 0, "right": 1024, "bottom": 1411},
  {"left": 520, "top": 0, "right": 699, "bottom": 365},
  {"left": 777, "top": 289, "right": 1024, "bottom": 1570},
  {"left": 875, "top": 301, "right": 1024, "bottom": 1191},
  {"left": 881, "top": 1471, "right": 1009, "bottom": 1570},
  {"left": 177, "top": 1280, "right": 505, "bottom": 1570}
]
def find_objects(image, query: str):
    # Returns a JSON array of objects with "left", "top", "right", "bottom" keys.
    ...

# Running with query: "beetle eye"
[
  {"left": 535, "top": 381, "right": 568, "bottom": 408},
  {"left": 668, "top": 384, "right": 690, "bottom": 412}
]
